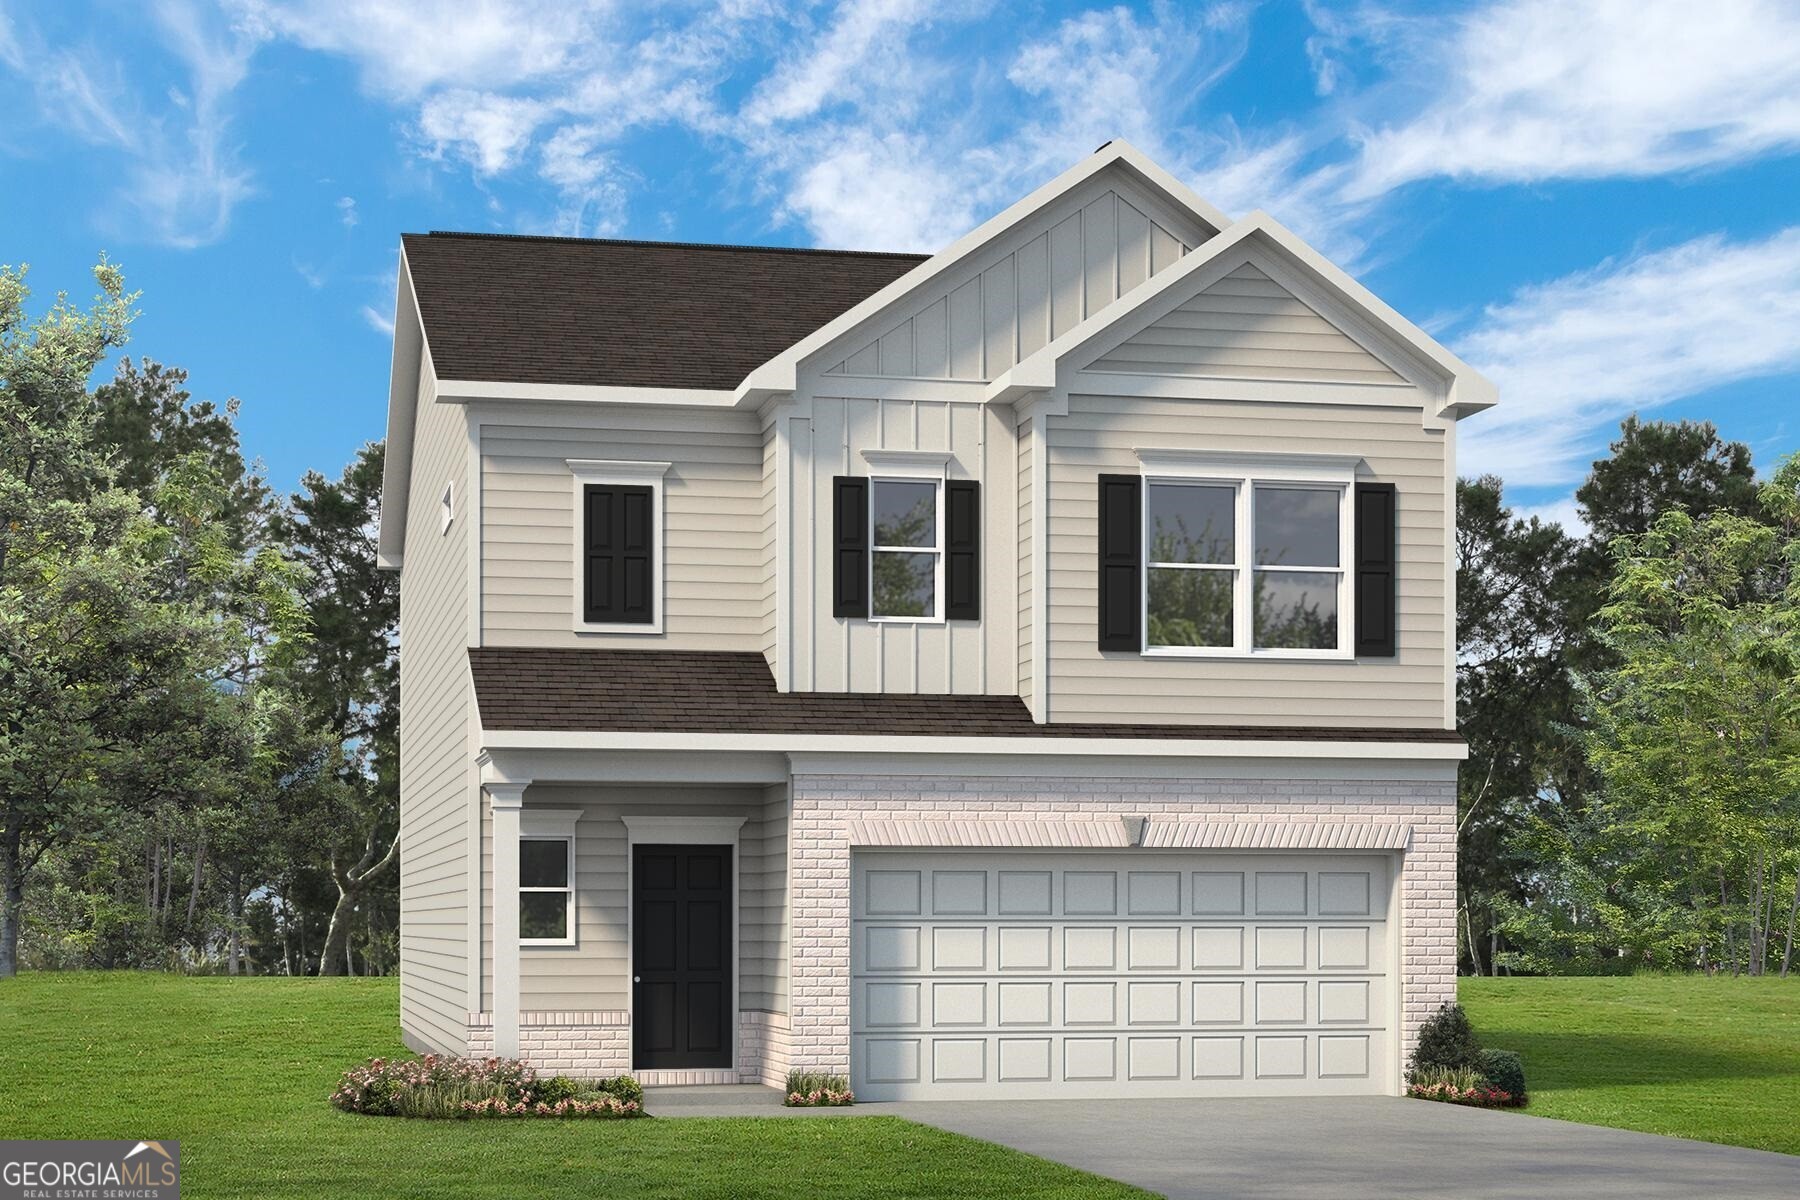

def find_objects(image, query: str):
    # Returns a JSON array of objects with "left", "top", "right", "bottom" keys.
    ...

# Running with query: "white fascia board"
[
  {"left": 478, "top": 729, "right": 1467, "bottom": 761},
  {"left": 989, "top": 211, "right": 1498, "bottom": 422},
  {"left": 376, "top": 248, "right": 428, "bottom": 573},
  {"left": 730, "top": 140, "right": 1231, "bottom": 405},
  {"left": 434, "top": 380, "right": 740, "bottom": 407}
]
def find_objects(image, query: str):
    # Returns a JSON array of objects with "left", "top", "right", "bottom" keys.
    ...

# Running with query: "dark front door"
[{"left": 632, "top": 844, "right": 732, "bottom": 1070}]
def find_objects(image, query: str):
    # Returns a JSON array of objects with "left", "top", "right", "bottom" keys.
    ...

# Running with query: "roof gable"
[
  {"left": 1088, "top": 261, "right": 1407, "bottom": 387},
  {"left": 820, "top": 178, "right": 1207, "bottom": 383},
  {"left": 991, "top": 211, "right": 1497, "bottom": 420}
]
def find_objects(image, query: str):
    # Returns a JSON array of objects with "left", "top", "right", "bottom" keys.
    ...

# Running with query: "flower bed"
[
  {"left": 330, "top": 1055, "right": 644, "bottom": 1119},
  {"left": 1406, "top": 1079, "right": 1521, "bottom": 1108},
  {"left": 784, "top": 1071, "right": 854, "bottom": 1107}
]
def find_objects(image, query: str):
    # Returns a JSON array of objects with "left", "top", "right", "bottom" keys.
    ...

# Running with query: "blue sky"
[{"left": 2, "top": 0, "right": 1797, "bottom": 529}]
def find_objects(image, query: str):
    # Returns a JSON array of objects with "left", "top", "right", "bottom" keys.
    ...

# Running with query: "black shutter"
[
  {"left": 584, "top": 483, "right": 654, "bottom": 624},
  {"left": 832, "top": 476, "right": 869, "bottom": 618},
  {"left": 945, "top": 480, "right": 980, "bottom": 621},
  {"left": 1097, "top": 474, "right": 1142, "bottom": 651},
  {"left": 1354, "top": 481, "right": 1397, "bottom": 656}
]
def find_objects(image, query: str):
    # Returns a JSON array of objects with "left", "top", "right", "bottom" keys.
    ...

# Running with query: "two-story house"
[{"left": 378, "top": 141, "right": 1492, "bottom": 1101}]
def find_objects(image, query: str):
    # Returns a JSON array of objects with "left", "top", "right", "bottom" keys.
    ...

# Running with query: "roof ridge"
[{"left": 411, "top": 230, "right": 930, "bottom": 261}]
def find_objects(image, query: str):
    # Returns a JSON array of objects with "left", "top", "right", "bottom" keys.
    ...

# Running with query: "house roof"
[
  {"left": 468, "top": 647, "right": 1465, "bottom": 744},
  {"left": 400, "top": 232, "right": 928, "bottom": 390}
]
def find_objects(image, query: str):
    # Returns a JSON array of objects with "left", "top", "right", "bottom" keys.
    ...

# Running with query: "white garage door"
[{"left": 850, "top": 851, "right": 1396, "bottom": 1100}]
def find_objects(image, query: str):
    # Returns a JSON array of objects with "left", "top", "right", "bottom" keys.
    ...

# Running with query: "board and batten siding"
[
  {"left": 480, "top": 786, "right": 788, "bottom": 1014},
  {"left": 1089, "top": 262, "right": 1408, "bottom": 386},
  {"left": 397, "top": 367, "right": 472, "bottom": 1056},
  {"left": 791, "top": 396, "right": 1016, "bottom": 694},
  {"left": 1044, "top": 395, "right": 1449, "bottom": 728},
  {"left": 821, "top": 180, "right": 1203, "bottom": 383},
  {"left": 479, "top": 408, "right": 764, "bottom": 650}
]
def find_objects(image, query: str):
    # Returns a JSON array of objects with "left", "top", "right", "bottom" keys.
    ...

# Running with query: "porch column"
[{"left": 486, "top": 781, "right": 528, "bottom": 1059}]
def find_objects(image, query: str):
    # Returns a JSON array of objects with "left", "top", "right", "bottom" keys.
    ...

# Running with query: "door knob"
[{"left": 634, "top": 976, "right": 641, "bottom": 983}]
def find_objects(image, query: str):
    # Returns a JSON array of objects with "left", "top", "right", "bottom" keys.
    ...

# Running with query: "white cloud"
[
  {"left": 743, "top": 0, "right": 947, "bottom": 127},
  {"left": 227, "top": 0, "right": 604, "bottom": 97},
  {"left": 1456, "top": 227, "right": 1800, "bottom": 487},
  {"left": 2, "top": 0, "right": 259, "bottom": 247},
  {"left": 415, "top": 90, "right": 550, "bottom": 175},
  {"left": 361, "top": 303, "right": 395, "bottom": 336},
  {"left": 1344, "top": 0, "right": 1800, "bottom": 199},
  {"left": 336, "top": 195, "right": 357, "bottom": 227},
  {"left": 1514, "top": 496, "right": 1589, "bottom": 539}
]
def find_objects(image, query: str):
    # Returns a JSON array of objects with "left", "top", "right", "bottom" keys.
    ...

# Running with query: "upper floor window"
[
  {"left": 871, "top": 478, "right": 941, "bottom": 621},
  {"left": 567, "top": 459, "right": 671, "bottom": 635},
  {"left": 1146, "top": 478, "right": 1346, "bottom": 655}
]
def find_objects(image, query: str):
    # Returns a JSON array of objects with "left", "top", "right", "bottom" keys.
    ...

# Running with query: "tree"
[
  {"left": 1577, "top": 456, "right": 1800, "bottom": 975},
  {"left": 0, "top": 260, "right": 307, "bottom": 975},
  {"left": 272, "top": 444, "right": 400, "bottom": 975},
  {"left": 1454, "top": 477, "right": 1585, "bottom": 973}
]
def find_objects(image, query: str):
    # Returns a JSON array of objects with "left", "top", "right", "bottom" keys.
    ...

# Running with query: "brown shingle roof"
[
  {"left": 469, "top": 648, "right": 1464, "bottom": 743},
  {"left": 402, "top": 232, "right": 927, "bottom": 389}
]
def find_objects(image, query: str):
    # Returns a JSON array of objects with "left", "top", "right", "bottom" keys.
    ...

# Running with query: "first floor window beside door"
[
  {"left": 1144, "top": 476, "right": 1347, "bottom": 655},
  {"left": 870, "top": 478, "right": 941, "bottom": 620},
  {"left": 520, "top": 837, "right": 574, "bottom": 944}
]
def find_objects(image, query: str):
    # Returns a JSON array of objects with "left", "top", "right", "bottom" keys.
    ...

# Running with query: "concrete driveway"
[{"left": 872, "top": 1096, "right": 1800, "bottom": 1199}]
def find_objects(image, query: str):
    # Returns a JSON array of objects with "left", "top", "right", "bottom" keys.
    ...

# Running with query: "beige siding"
[
  {"left": 822, "top": 182, "right": 1205, "bottom": 383},
  {"left": 796, "top": 396, "right": 1014, "bottom": 694},
  {"left": 480, "top": 408, "right": 764, "bottom": 650},
  {"left": 1045, "top": 396, "right": 1448, "bottom": 727},
  {"left": 760, "top": 422, "right": 778, "bottom": 670},
  {"left": 481, "top": 785, "right": 786, "bottom": 1014},
  {"left": 398, "top": 367, "right": 472, "bottom": 1055},
  {"left": 1090, "top": 263, "right": 1407, "bottom": 386}
]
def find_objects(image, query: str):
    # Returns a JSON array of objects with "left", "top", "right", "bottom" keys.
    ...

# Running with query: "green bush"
[
  {"left": 1480, "top": 1049, "right": 1527, "bottom": 1103},
  {"left": 785, "top": 1070, "right": 853, "bottom": 1107},
  {"left": 531, "top": 1076, "right": 583, "bottom": 1105},
  {"left": 592, "top": 1075, "right": 643, "bottom": 1108},
  {"left": 1408, "top": 1002, "right": 1485, "bottom": 1077}
]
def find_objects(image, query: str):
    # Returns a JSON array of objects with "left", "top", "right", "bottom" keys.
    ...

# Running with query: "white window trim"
[
  {"left": 519, "top": 808, "right": 581, "bottom": 948},
  {"left": 439, "top": 481, "right": 455, "bottom": 535},
  {"left": 1136, "top": 450, "right": 1357, "bottom": 661},
  {"left": 867, "top": 468, "right": 947, "bottom": 626},
  {"left": 566, "top": 459, "right": 671, "bottom": 636}
]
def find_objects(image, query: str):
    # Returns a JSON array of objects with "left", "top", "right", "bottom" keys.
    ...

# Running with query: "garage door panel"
[{"left": 853, "top": 850, "right": 1394, "bottom": 1100}]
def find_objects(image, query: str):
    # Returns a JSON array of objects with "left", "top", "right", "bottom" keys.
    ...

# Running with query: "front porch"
[{"left": 477, "top": 749, "right": 794, "bottom": 1086}]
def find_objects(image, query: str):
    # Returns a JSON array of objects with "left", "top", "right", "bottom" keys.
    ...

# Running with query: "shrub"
[
  {"left": 785, "top": 1070, "right": 853, "bottom": 1107},
  {"left": 593, "top": 1075, "right": 643, "bottom": 1108},
  {"left": 1479, "top": 1049, "right": 1527, "bottom": 1105},
  {"left": 1406, "top": 1064, "right": 1517, "bottom": 1108},
  {"left": 1408, "top": 1002, "right": 1485, "bottom": 1076},
  {"left": 330, "top": 1057, "right": 644, "bottom": 1119}
]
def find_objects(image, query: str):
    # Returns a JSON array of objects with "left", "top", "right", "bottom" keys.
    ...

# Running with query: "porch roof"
[{"left": 468, "top": 648, "right": 1464, "bottom": 745}]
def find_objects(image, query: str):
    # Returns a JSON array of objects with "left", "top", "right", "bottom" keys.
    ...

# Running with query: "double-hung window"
[
  {"left": 870, "top": 478, "right": 942, "bottom": 621},
  {"left": 1141, "top": 463, "right": 1352, "bottom": 657},
  {"left": 519, "top": 836, "right": 574, "bottom": 945}
]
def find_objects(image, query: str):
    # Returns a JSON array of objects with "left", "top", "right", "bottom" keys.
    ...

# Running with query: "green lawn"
[
  {"left": 0, "top": 974, "right": 1147, "bottom": 1200},
  {"left": 1461, "top": 975, "right": 1800, "bottom": 1155}
]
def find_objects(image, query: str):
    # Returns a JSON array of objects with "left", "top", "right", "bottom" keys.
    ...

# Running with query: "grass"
[
  {"left": 1461, "top": 975, "right": 1800, "bottom": 1155},
  {"left": 0, "top": 973, "right": 1148, "bottom": 1200}
]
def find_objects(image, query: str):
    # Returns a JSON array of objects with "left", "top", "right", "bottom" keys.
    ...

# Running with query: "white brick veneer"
[
  {"left": 463, "top": 1010, "right": 792, "bottom": 1084},
  {"left": 467, "top": 1012, "right": 630, "bottom": 1077},
  {"left": 785, "top": 773, "right": 1456, "bottom": 1076}
]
